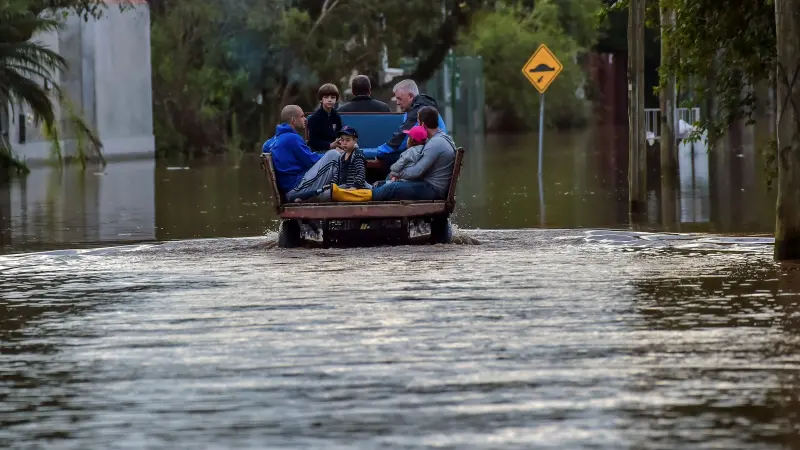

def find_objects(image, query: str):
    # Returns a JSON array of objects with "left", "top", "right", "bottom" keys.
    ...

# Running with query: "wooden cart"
[{"left": 261, "top": 148, "right": 465, "bottom": 248}]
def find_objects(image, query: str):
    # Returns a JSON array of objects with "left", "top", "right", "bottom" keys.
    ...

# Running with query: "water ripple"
[{"left": 1, "top": 229, "right": 796, "bottom": 449}]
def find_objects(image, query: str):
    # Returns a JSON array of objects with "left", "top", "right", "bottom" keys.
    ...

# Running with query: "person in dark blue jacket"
[
  {"left": 263, "top": 105, "right": 341, "bottom": 201},
  {"left": 338, "top": 75, "right": 391, "bottom": 113},
  {"left": 359, "top": 79, "right": 447, "bottom": 167},
  {"left": 306, "top": 83, "right": 343, "bottom": 152}
]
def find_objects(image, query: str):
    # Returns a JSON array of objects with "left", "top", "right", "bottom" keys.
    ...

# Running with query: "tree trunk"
[
  {"left": 774, "top": 0, "right": 800, "bottom": 260},
  {"left": 379, "top": 0, "right": 476, "bottom": 89},
  {"left": 628, "top": 0, "right": 647, "bottom": 223},
  {"left": 0, "top": 178, "right": 9, "bottom": 250},
  {"left": 659, "top": 4, "right": 678, "bottom": 229}
]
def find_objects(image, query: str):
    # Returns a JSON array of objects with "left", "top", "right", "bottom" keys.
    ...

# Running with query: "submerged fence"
[{"left": 644, "top": 107, "right": 701, "bottom": 141}]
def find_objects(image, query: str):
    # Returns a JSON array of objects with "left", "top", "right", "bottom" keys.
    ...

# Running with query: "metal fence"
[
  {"left": 421, "top": 55, "right": 486, "bottom": 137},
  {"left": 644, "top": 107, "right": 701, "bottom": 142}
]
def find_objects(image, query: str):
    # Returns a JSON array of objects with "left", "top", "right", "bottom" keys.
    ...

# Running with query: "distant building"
[{"left": 1, "top": 5, "right": 155, "bottom": 165}]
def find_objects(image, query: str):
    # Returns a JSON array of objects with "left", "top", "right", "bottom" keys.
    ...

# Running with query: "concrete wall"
[{"left": 7, "top": 5, "right": 155, "bottom": 165}]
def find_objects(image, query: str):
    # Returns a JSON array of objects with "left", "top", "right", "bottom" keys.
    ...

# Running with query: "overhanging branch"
[{"left": 379, "top": 1, "right": 475, "bottom": 89}]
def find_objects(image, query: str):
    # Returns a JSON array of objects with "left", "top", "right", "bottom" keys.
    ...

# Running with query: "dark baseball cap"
[{"left": 337, "top": 125, "right": 358, "bottom": 138}]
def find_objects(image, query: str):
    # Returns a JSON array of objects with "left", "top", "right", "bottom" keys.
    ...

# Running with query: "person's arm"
[
  {"left": 306, "top": 115, "right": 329, "bottom": 152},
  {"left": 329, "top": 113, "right": 343, "bottom": 149},
  {"left": 399, "top": 146, "right": 440, "bottom": 180},
  {"left": 262, "top": 136, "right": 275, "bottom": 153},
  {"left": 375, "top": 139, "right": 407, "bottom": 158},
  {"left": 291, "top": 134, "right": 322, "bottom": 169},
  {"left": 390, "top": 150, "right": 413, "bottom": 176},
  {"left": 381, "top": 108, "right": 418, "bottom": 154},
  {"left": 331, "top": 156, "right": 342, "bottom": 185},
  {"left": 361, "top": 147, "right": 379, "bottom": 159},
  {"left": 351, "top": 153, "right": 366, "bottom": 187}
]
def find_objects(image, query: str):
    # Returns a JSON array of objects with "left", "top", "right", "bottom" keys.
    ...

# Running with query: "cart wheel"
[
  {"left": 278, "top": 220, "right": 302, "bottom": 248},
  {"left": 429, "top": 215, "right": 453, "bottom": 244}
]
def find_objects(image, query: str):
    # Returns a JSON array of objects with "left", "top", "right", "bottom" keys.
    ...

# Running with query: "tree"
[
  {"left": 150, "top": 0, "right": 487, "bottom": 154},
  {"left": 149, "top": 0, "right": 249, "bottom": 154},
  {"left": 0, "top": 1, "right": 65, "bottom": 172},
  {"left": 602, "top": 0, "right": 774, "bottom": 142},
  {"left": 0, "top": 0, "right": 111, "bottom": 173},
  {"left": 774, "top": 0, "right": 800, "bottom": 260},
  {"left": 0, "top": 3, "right": 64, "bottom": 126},
  {"left": 459, "top": 0, "right": 601, "bottom": 130},
  {"left": 381, "top": 0, "right": 483, "bottom": 88},
  {"left": 604, "top": 0, "right": 800, "bottom": 260},
  {"left": 655, "top": 0, "right": 775, "bottom": 145}
]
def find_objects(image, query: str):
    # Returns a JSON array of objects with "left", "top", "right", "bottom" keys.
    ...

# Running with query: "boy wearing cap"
[{"left": 333, "top": 125, "right": 368, "bottom": 189}]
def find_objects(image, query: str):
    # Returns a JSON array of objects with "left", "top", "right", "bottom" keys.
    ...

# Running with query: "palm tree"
[
  {"left": 0, "top": 3, "right": 65, "bottom": 128},
  {"left": 0, "top": 2, "right": 105, "bottom": 172}
]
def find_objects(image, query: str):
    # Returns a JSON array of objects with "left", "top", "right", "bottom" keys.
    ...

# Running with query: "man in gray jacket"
[{"left": 372, "top": 106, "right": 456, "bottom": 201}]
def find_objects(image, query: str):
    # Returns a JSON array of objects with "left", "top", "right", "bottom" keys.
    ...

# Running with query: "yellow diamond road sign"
[{"left": 522, "top": 44, "right": 563, "bottom": 94}]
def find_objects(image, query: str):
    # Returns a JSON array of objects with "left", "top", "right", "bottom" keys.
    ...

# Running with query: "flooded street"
[
  {"left": 2, "top": 129, "right": 795, "bottom": 448},
  {"left": 2, "top": 230, "right": 796, "bottom": 448},
  {"left": 0, "top": 128, "right": 776, "bottom": 254}
]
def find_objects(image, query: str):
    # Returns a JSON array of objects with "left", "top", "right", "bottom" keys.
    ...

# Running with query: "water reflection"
[
  {"left": 0, "top": 125, "right": 778, "bottom": 254},
  {"left": 0, "top": 159, "right": 156, "bottom": 253},
  {"left": 626, "top": 258, "right": 800, "bottom": 447},
  {"left": 679, "top": 140, "right": 711, "bottom": 224}
]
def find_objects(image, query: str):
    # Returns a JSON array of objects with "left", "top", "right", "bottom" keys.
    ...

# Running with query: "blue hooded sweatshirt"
[{"left": 262, "top": 124, "right": 322, "bottom": 193}]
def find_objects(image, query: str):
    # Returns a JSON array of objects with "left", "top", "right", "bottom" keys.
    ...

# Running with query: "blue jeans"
[{"left": 372, "top": 180, "right": 441, "bottom": 201}]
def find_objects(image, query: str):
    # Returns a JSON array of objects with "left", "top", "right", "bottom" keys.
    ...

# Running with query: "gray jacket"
[
  {"left": 389, "top": 144, "right": 425, "bottom": 177},
  {"left": 397, "top": 131, "right": 456, "bottom": 198}
]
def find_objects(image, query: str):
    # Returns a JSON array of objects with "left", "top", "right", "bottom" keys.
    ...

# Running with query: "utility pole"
[
  {"left": 628, "top": 0, "right": 647, "bottom": 223},
  {"left": 659, "top": 3, "right": 678, "bottom": 229}
]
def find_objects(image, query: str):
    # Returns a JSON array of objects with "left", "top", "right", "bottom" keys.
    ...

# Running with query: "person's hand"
[
  {"left": 330, "top": 139, "right": 340, "bottom": 149},
  {"left": 390, "top": 175, "right": 398, "bottom": 182}
]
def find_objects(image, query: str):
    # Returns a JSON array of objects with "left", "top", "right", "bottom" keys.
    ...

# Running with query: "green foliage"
[
  {"left": 0, "top": 141, "right": 29, "bottom": 174},
  {"left": 0, "top": 0, "right": 62, "bottom": 174},
  {"left": 0, "top": 0, "right": 106, "bottom": 173},
  {"left": 44, "top": 92, "right": 105, "bottom": 168},
  {"left": 29, "top": 0, "right": 131, "bottom": 21},
  {"left": 600, "top": 0, "right": 776, "bottom": 146},
  {"left": 150, "top": 0, "right": 604, "bottom": 152},
  {"left": 658, "top": 0, "right": 775, "bottom": 145},
  {"left": 150, "top": 0, "right": 249, "bottom": 155},
  {"left": 150, "top": 0, "right": 473, "bottom": 154},
  {"left": 460, "top": 0, "right": 601, "bottom": 130},
  {"left": 0, "top": 1, "right": 65, "bottom": 127}
]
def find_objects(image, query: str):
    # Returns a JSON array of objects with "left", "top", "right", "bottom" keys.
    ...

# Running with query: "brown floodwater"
[
  {"left": 1, "top": 129, "right": 795, "bottom": 449},
  {"left": 0, "top": 127, "right": 776, "bottom": 252}
]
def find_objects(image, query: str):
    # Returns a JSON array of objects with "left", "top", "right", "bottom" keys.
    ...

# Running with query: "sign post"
[{"left": 521, "top": 44, "right": 563, "bottom": 177}]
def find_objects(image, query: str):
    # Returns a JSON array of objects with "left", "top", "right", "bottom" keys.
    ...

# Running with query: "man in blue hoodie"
[
  {"left": 262, "top": 105, "right": 341, "bottom": 202},
  {"left": 360, "top": 79, "right": 447, "bottom": 167}
]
